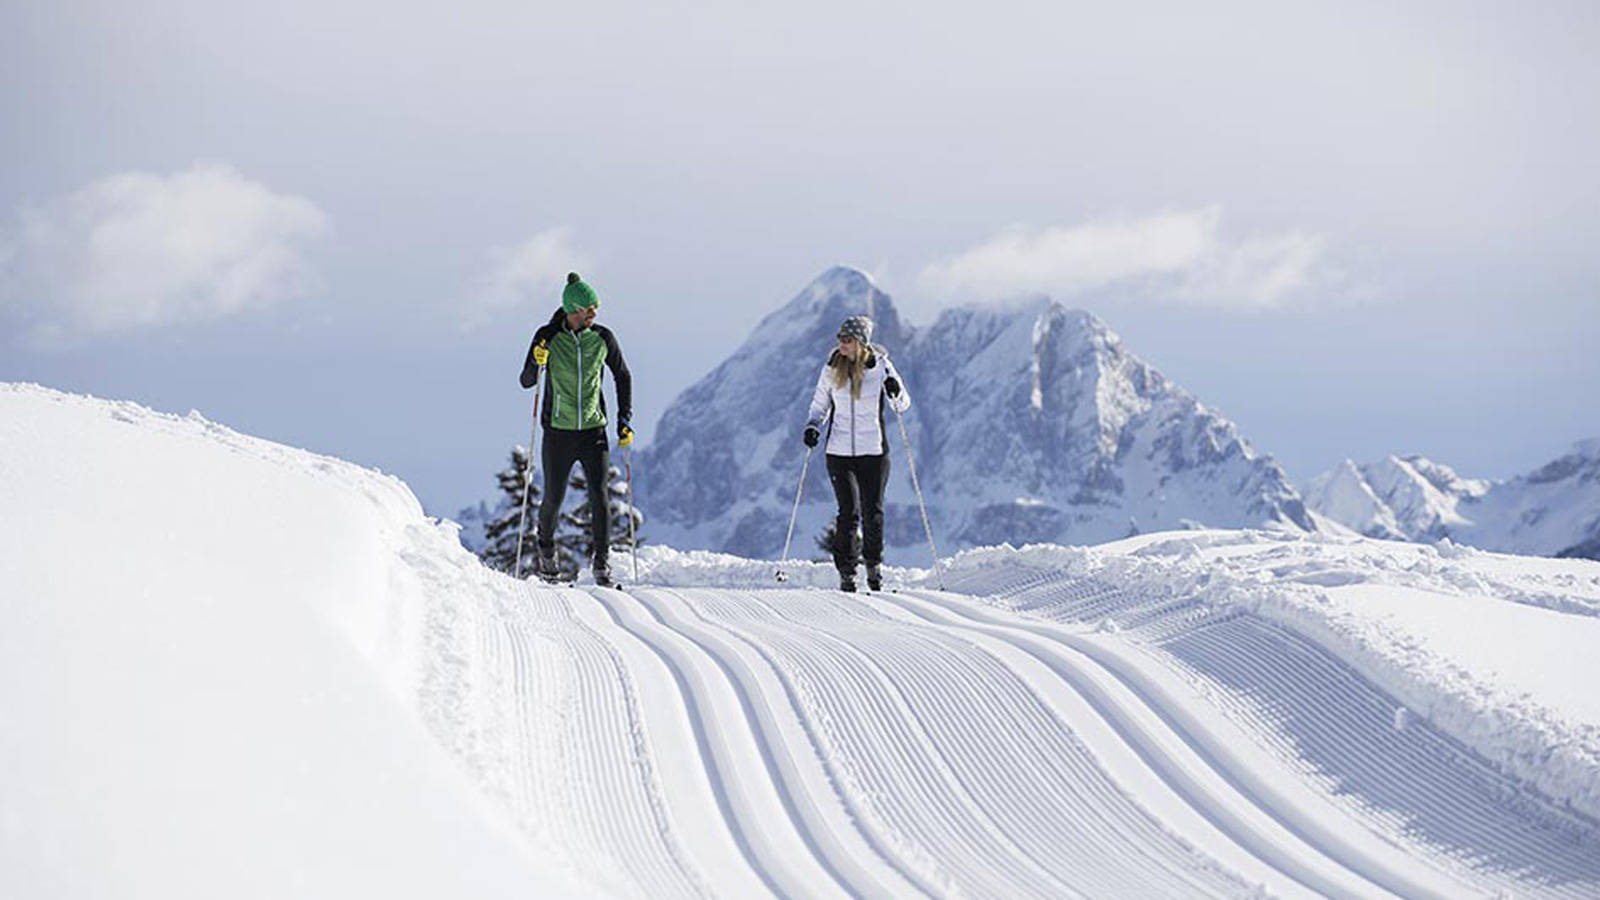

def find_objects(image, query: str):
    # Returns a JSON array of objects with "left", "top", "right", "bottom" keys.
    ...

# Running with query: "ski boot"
[
  {"left": 592, "top": 555, "right": 616, "bottom": 588},
  {"left": 866, "top": 563, "right": 883, "bottom": 592},
  {"left": 535, "top": 545, "right": 564, "bottom": 583},
  {"left": 839, "top": 568, "right": 857, "bottom": 593}
]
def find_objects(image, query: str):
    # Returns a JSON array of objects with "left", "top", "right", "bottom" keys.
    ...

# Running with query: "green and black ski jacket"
[{"left": 520, "top": 309, "right": 633, "bottom": 432}]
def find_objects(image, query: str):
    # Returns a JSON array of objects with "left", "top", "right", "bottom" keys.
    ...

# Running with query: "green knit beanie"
[{"left": 562, "top": 272, "right": 599, "bottom": 314}]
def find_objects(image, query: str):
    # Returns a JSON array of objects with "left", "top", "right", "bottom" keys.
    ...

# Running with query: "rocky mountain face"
[
  {"left": 1304, "top": 456, "right": 1490, "bottom": 542},
  {"left": 1306, "top": 441, "right": 1600, "bottom": 560},
  {"left": 635, "top": 266, "right": 1315, "bottom": 564}
]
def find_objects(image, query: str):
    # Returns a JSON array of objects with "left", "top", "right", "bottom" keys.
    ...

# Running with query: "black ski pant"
[
  {"left": 537, "top": 426, "right": 610, "bottom": 563},
  {"left": 825, "top": 452, "right": 890, "bottom": 573}
]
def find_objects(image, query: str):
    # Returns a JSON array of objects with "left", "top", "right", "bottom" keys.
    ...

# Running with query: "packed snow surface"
[{"left": 4, "top": 382, "right": 1599, "bottom": 899}]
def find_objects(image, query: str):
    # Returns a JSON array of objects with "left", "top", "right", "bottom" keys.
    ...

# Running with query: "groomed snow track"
[{"left": 424, "top": 578, "right": 1600, "bottom": 900}]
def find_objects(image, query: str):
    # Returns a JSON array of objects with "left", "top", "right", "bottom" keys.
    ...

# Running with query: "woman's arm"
[
  {"left": 882, "top": 354, "right": 911, "bottom": 413},
  {"left": 806, "top": 362, "right": 835, "bottom": 429}
]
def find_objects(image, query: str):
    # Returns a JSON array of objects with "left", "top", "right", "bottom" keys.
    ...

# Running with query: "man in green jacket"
[{"left": 520, "top": 272, "right": 634, "bottom": 586}]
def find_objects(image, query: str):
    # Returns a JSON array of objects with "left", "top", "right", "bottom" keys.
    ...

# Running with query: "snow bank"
[
  {"left": 0, "top": 384, "right": 591, "bottom": 899},
  {"left": 932, "top": 531, "right": 1600, "bottom": 823}
]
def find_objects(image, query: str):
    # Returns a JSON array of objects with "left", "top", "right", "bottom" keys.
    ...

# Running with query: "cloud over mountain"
[{"left": 916, "top": 208, "right": 1326, "bottom": 311}]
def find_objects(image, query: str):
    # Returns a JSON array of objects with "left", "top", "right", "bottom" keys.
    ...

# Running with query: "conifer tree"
[
  {"left": 479, "top": 446, "right": 574, "bottom": 576},
  {"left": 815, "top": 522, "right": 838, "bottom": 561},
  {"left": 817, "top": 520, "right": 871, "bottom": 563},
  {"left": 561, "top": 463, "right": 644, "bottom": 566},
  {"left": 478, "top": 448, "right": 644, "bottom": 580}
]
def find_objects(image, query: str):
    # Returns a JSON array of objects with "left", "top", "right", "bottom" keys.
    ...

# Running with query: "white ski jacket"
[{"left": 806, "top": 347, "right": 911, "bottom": 457}]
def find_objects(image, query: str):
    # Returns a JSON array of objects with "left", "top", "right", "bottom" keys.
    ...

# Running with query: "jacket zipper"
[{"left": 575, "top": 328, "right": 584, "bottom": 429}]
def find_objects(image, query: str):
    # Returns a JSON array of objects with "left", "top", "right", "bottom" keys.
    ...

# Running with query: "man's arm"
[
  {"left": 520, "top": 325, "right": 556, "bottom": 389},
  {"left": 602, "top": 327, "right": 632, "bottom": 424}
]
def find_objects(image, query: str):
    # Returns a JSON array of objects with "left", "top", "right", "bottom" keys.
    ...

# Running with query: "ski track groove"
[
  {"left": 497, "top": 583, "right": 715, "bottom": 900},
  {"left": 578, "top": 585, "right": 848, "bottom": 900},
  {"left": 689, "top": 588, "right": 1074, "bottom": 897},
  {"left": 615, "top": 586, "right": 930, "bottom": 899},
  {"left": 883, "top": 588, "right": 1469, "bottom": 900},
  {"left": 673, "top": 588, "right": 1259, "bottom": 899},
  {"left": 852, "top": 609, "right": 1244, "bottom": 900},
  {"left": 1155, "top": 613, "right": 1600, "bottom": 899},
  {"left": 744, "top": 591, "right": 1239, "bottom": 899},
  {"left": 722, "top": 591, "right": 1085, "bottom": 900},
  {"left": 421, "top": 569, "right": 1600, "bottom": 900},
  {"left": 750, "top": 608, "right": 1057, "bottom": 896},
  {"left": 933, "top": 572, "right": 1600, "bottom": 900}
]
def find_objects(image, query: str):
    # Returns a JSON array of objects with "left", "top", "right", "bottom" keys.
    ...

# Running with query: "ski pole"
[
  {"left": 624, "top": 444, "right": 639, "bottom": 584},
  {"left": 513, "top": 364, "right": 545, "bottom": 578},
  {"left": 892, "top": 401, "right": 944, "bottom": 590},
  {"left": 775, "top": 445, "right": 814, "bottom": 582}
]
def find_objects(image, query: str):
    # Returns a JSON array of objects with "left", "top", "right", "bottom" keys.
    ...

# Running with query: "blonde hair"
[{"left": 828, "top": 345, "right": 874, "bottom": 399}]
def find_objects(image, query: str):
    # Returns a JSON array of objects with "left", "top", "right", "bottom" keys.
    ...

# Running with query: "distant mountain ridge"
[
  {"left": 1305, "top": 442, "right": 1600, "bottom": 560},
  {"left": 1303, "top": 456, "right": 1490, "bottom": 541},
  {"left": 634, "top": 266, "right": 1315, "bottom": 563}
]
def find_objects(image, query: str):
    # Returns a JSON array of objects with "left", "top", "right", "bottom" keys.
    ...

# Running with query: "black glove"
[
  {"left": 617, "top": 419, "right": 634, "bottom": 448},
  {"left": 884, "top": 376, "right": 901, "bottom": 399},
  {"left": 803, "top": 425, "right": 820, "bottom": 448}
]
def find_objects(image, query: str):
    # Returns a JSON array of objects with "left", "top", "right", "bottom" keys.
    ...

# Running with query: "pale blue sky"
[{"left": 3, "top": 0, "right": 1597, "bottom": 517}]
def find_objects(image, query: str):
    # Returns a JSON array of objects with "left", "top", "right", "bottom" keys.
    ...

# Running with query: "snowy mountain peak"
[
  {"left": 785, "top": 265, "right": 885, "bottom": 321},
  {"left": 1525, "top": 439, "right": 1600, "bottom": 486},
  {"left": 639, "top": 271, "right": 1316, "bottom": 558},
  {"left": 1033, "top": 303, "right": 1118, "bottom": 361},
  {"left": 1027, "top": 303, "right": 1155, "bottom": 447},
  {"left": 808, "top": 264, "right": 880, "bottom": 299},
  {"left": 744, "top": 265, "right": 905, "bottom": 351},
  {"left": 1310, "top": 454, "right": 1482, "bottom": 541},
  {"left": 1304, "top": 459, "right": 1403, "bottom": 539},
  {"left": 1306, "top": 445, "right": 1600, "bottom": 559}
]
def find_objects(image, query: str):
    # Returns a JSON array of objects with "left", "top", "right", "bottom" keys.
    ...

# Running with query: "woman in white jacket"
[{"left": 803, "top": 315, "right": 911, "bottom": 592}]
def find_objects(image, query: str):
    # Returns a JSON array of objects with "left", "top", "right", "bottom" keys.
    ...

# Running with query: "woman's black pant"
[
  {"left": 825, "top": 452, "right": 890, "bottom": 572},
  {"left": 537, "top": 426, "right": 610, "bottom": 562}
]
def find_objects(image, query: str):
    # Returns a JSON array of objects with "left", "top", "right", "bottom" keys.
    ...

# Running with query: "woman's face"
[{"left": 837, "top": 335, "right": 860, "bottom": 359}]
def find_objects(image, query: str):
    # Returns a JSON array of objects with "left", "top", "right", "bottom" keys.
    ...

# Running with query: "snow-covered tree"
[
  {"left": 478, "top": 450, "right": 646, "bottom": 579},
  {"left": 562, "top": 463, "right": 644, "bottom": 567},
  {"left": 478, "top": 446, "right": 573, "bottom": 577},
  {"left": 815, "top": 522, "right": 840, "bottom": 562}
]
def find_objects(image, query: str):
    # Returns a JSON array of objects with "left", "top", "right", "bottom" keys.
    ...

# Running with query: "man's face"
[{"left": 567, "top": 305, "right": 598, "bottom": 329}]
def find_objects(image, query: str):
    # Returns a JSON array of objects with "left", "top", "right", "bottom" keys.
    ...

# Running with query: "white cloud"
[
  {"left": 915, "top": 208, "right": 1329, "bottom": 311},
  {"left": 0, "top": 164, "right": 330, "bottom": 346},
  {"left": 464, "top": 228, "right": 592, "bottom": 330}
]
